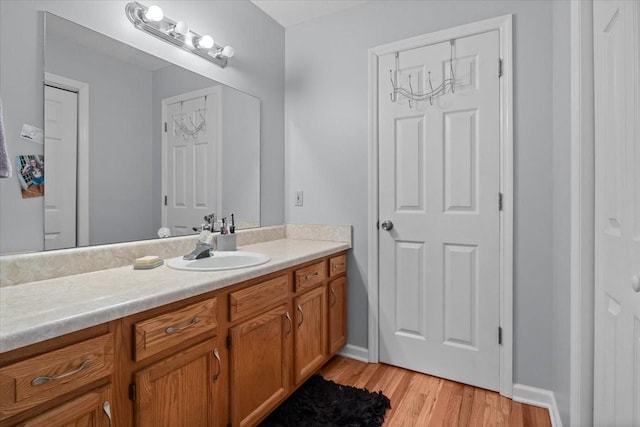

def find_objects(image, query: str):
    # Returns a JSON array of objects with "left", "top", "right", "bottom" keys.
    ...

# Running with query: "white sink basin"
[{"left": 166, "top": 251, "right": 271, "bottom": 272}]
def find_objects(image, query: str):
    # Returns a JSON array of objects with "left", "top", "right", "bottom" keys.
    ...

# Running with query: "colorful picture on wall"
[{"left": 16, "top": 155, "right": 45, "bottom": 198}]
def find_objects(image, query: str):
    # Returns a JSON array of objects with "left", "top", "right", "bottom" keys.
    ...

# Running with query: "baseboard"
[
  {"left": 513, "top": 384, "right": 563, "bottom": 427},
  {"left": 337, "top": 344, "right": 369, "bottom": 363}
]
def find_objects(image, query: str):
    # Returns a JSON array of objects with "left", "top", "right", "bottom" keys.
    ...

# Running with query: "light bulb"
[
  {"left": 144, "top": 5, "right": 164, "bottom": 22},
  {"left": 173, "top": 21, "right": 189, "bottom": 36},
  {"left": 221, "top": 46, "right": 235, "bottom": 58},
  {"left": 196, "top": 35, "right": 214, "bottom": 49}
]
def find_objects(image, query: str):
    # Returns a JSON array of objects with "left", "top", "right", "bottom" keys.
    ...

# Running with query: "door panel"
[
  {"left": 44, "top": 85, "right": 78, "bottom": 250},
  {"left": 164, "top": 88, "right": 219, "bottom": 236},
  {"left": 594, "top": 1, "right": 640, "bottom": 424},
  {"left": 378, "top": 30, "right": 500, "bottom": 391}
]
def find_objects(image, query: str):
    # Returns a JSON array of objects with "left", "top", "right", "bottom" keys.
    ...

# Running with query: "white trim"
[
  {"left": 43, "top": 72, "right": 90, "bottom": 247},
  {"left": 367, "top": 48, "right": 380, "bottom": 365},
  {"left": 513, "top": 384, "right": 563, "bottom": 427},
  {"left": 338, "top": 344, "right": 369, "bottom": 363},
  {"left": 569, "top": 1, "right": 595, "bottom": 426},
  {"left": 367, "top": 14, "right": 514, "bottom": 397}
]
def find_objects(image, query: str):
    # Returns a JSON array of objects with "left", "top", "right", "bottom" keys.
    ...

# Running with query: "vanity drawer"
[
  {"left": 295, "top": 261, "right": 326, "bottom": 292},
  {"left": 0, "top": 333, "right": 114, "bottom": 422},
  {"left": 134, "top": 297, "right": 217, "bottom": 362},
  {"left": 329, "top": 254, "right": 347, "bottom": 277},
  {"left": 229, "top": 274, "right": 289, "bottom": 322}
]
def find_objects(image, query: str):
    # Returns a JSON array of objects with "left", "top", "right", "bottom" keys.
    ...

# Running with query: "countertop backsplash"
[{"left": 0, "top": 224, "right": 351, "bottom": 287}]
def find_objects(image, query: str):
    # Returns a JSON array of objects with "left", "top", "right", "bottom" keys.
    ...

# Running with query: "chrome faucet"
[{"left": 183, "top": 230, "right": 216, "bottom": 260}]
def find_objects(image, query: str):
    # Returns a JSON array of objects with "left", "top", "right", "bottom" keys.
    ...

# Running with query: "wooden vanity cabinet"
[
  {"left": 228, "top": 304, "right": 292, "bottom": 427},
  {"left": 133, "top": 338, "right": 220, "bottom": 427},
  {"left": 0, "top": 330, "right": 115, "bottom": 427},
  {"left": 293, "top": 285, "right": 327, "bottom": 385},
  {"left": 0, "top": 250, "right": 349, "bottom": 427},
  {"left": 125, "top": 296, "right": 220, "bottom": 427},
  {"left": 18, "top": 385, "right": 113, "bottom": 427},
  {"left": 328, "top": 276, "right": 347, "bottom": 355}
]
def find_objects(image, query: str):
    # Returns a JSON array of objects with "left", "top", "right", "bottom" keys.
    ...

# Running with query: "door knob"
[
  {"left": 632, "top": 275, "right": 640, "bottom": 293},
  {"left": 381, "top": 220, "right": 394, "bottom": 231}
]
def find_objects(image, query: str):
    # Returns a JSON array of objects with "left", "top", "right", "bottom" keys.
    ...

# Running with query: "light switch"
[{"left": 295, "top": 190, "right": 303, "bottom": 206}]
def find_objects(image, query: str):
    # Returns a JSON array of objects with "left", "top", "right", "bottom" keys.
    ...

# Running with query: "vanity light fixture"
[{"left": 125, "top": 2, "right": 234, "bottom": 68}]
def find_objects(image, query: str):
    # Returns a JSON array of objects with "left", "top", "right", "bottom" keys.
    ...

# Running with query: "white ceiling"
[{"left": 251, "top": 0, "right": 368, "bottom": 28}]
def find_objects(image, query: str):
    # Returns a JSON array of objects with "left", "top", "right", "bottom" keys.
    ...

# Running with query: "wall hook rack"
[{"left": 389, "top": 39, "right": 457, "bottom": 108}]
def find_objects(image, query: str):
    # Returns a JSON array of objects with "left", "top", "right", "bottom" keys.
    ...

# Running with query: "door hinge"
[
  {"left": 164, "top": 195, "right": 167, "bottom": 206},
  {"left": 376, "top": 220, "right": 380, "bottom": 230},
  {"left": 498, "top": 326, "right": 503, "bottom": 345},
  {"left": 226, "top": 335, "right": 232, "bottom": 350},
  {"left": 498, "top": 192, "right": 503, "bottom": 211},
  {"left": 129, "top": 383, "right": 136, "bottom": 401},
  {"left": 164, "top": 122, "right": 167, "bottom": 132},
  {"left": 498, "top": 58, "right": 503, "bottom": 78}
]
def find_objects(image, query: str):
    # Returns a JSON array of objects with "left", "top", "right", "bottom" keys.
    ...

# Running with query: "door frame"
[
  {"left": 161, "top": 86, "right": 222, "bottom": 229},
  {"left": 367, "top": 14, "right": 514, "bottom": 397},
  {"left": 569, "top": 1, "right": 595, "bottom": 424},
  {"left": 43, "top": 72, "right": 90, "bottom": 247}
]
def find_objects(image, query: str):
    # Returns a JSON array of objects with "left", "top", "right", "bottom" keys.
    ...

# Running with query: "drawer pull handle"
[
  {"left": 213, "top": 348, "right": 221, "bottom": 382},
  {"left": 297, "top": 305, "right": 304, "bottom": 327},
  {"left": 103, "top": 401, "right": 113, "bottom": 427},
  {"left": 165, "top": 317, "right": 200, "bottom": 334},
  {"left": 31, "top": 359, "right": 93, "bottom": 386},
  {"left": 331, "top": 288, "right": 337, "bottom": 306},
  {"left": 333, "top": 263, "right": 345, "bottom": 269},
  {"left": 305, "top": 272, "right": 319, "bottom": 280},
  {"left": 285, "top": 312, "right": 293, "bottom": 336}
]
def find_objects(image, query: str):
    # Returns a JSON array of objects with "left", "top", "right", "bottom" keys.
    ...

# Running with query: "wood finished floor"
[{"left": 319, "top": 356, "right": 552, "bottom": 427}]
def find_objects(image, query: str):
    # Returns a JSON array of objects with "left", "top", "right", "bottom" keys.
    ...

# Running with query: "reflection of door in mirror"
[
  {"left": 163, "top": 87, "right": 220, "bottom": 236},
  {"left": 44, "top": 84, "right": 78, "bottom": 250}
]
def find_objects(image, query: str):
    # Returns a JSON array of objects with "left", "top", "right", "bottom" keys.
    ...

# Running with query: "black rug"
[{"left": 259, "top": 375, "right": 391, "bottom": 427}]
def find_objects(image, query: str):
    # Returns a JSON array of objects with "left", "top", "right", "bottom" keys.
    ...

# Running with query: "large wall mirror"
[{"left": 37, "top": 13, "right": 260, "bottom": 252}]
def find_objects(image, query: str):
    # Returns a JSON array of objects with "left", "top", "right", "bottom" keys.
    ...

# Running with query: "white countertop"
[{"left": 0, "top": 238, "right": 349, "bottom": 353}]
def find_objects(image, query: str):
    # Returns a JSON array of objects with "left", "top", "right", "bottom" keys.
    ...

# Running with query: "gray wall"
[
  {"left": 284, "top": 0, "right": 558, "bottom": 394},
  {"left": 0, "top": 5, "right": 45, "bottom": 254},
  {"left": 46, "top": 33, "right": 155, "bottom": 245},
  {"left": 0, "top": 0, "right": 285, "bottom": 254}
]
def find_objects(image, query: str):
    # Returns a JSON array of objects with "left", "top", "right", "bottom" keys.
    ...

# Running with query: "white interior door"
[
  {"left": 163, "top": 88, "right": 220, "bottom": 236},
  {"left": 44, "top": 85, "right": 78, "bottom": 250},
  {"left": 378, "top": 30, "right": 501, "bottom": 391},
  {"left": 593, "top": 1, "right": 640, "bottom": 425}
]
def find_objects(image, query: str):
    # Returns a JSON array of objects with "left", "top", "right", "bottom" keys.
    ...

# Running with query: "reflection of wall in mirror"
[
  {"left": 46, "top": 30, "right": 155, "bottom": 247},
  {"left": 221, "top": 87, "right": 260, "bottom": 227}
]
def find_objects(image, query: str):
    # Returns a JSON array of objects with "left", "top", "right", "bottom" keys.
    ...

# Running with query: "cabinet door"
[
  {"left": 229, "top": 304, "right": 291, "bottom": 427},
  {"left": 134, "top": 339, "right": 220, "bottom": 427},
  {"left": 328, "top": 277, "right": 347, "bottom": 354},
  {"left": 294, "top": 286, "right": 327, "bottom": 385},
  {"left": 20, "top": 385, "right": 113, "bottom": 427}
]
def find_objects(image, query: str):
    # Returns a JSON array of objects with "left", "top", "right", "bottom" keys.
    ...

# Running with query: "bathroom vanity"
[{"left": 0, "top": 231, "right": 349, "bottom": 427}]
